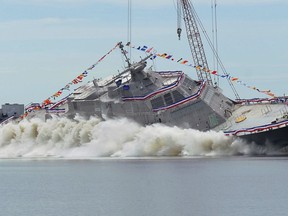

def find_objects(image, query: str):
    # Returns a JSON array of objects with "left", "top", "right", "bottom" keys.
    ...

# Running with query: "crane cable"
[
  {"left": 211, "top": 0, "right": 218, "bottom": 85},
  {"left": 190, "top": 2, "right": 240, "bottom": 99},
  {"left": 214, "top": 0, "right": 220, "bottom": 86},
  {"left": 177, "top": 0, "right": 182, "bottom": 40}
]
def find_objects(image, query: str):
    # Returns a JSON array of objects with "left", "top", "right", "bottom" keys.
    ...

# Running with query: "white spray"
[{"left": 0, "top": 116, "right": 254, "bottom": 158}]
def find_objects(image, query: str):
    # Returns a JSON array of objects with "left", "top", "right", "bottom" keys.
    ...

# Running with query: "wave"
[{"left": 0, "top": 116, "right": 259, "bottom": 158}]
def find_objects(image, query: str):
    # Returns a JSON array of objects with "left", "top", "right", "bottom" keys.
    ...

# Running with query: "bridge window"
[
  {"left": 151, "top": 97, "right": 165, "bottom": 109},
  {"left": 164, "top": 93, "right": 173, "bottom": 106},
  {"left": 172, "top": 90, "right": 185, "bottom": 102}
]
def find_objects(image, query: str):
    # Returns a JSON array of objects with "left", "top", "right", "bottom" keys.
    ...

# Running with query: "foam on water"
[{"left": 0, "top": 116, "right": 257, "bottom": 158}]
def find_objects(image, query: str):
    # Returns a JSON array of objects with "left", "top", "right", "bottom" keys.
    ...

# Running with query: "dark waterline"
[{"left": 0, "top": 157, "right": 287, "bottom": 216}]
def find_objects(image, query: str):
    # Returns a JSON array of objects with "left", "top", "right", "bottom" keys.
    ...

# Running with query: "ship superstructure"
[{"left": 66, "top": 52, "right": 235, "bottom": 131}]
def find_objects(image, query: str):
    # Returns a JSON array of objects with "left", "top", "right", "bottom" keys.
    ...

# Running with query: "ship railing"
[
  {"left": 25, "top": 102, "right": 41, "bottom": 112},
  {"left": 0, "top": 115, "right": 15, "bottom": 126},
  {"left": 156, "top": 71, "right": 183, "bottom": 78},
  {"left": 49, "top": 93, "right": 72, "bottom": 110},
  {"left": 280, "top": 107, "right": 288, "bottom": 117},
  {"left": 225, "top": 119, "right": 288, "bottom": 136},
  {"left": 101, "top": 72, "right": 131, "bottom": 87},
  {"left": 261, "top": 105, "right": 272, "bottom": 115},
  {"left": 236, "top": 97, "right": 288, "bottom": 106}
]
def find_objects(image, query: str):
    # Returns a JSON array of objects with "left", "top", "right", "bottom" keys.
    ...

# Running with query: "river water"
[
  {"left": 0, "top": 157, "right": 288, "bottom": 216},
  {"left": 1, "top": 118, "right": 288, "bottom": 215}
]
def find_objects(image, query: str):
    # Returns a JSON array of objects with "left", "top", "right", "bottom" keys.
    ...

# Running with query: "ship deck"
[{"left": 216, "top": 102, "right": 288, "bottom": 134}]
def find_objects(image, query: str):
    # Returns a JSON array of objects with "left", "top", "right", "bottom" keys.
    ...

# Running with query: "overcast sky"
[{"left": 0, "top": 0, "right": 288, "bottom": 105}]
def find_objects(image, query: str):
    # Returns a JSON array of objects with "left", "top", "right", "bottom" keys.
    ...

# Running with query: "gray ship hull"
[{"left": 239, "top": 125, "right": 288, "bottom": 149}]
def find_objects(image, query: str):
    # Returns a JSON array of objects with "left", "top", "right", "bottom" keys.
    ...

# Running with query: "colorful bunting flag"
[
  {"left": 141, "top": 46, "right": 148, "bottom": 51},
  {"left": 181, "top": 60, "right": 188, "bottom": 64},
  {"left": 146, "top": 47, "right": 154, "bottom": 53},
  {"left": 19, "top": 42, "right": 121, "bottom": 120},
  {"left": 130, "top": 42, "right": 277, "bottom": 98}
]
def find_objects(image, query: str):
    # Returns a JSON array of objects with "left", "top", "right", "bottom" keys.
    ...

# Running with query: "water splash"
[{"left": 0, "top": 116, "right": 255, "bottom": 158}]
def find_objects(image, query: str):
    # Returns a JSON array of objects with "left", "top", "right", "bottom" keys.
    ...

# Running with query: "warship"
[
  {"left": 62, "top": 0, "right": 288, "bottom": 149},
  {"left": 61, "top": 42, "right": 288, "bottom": 150},
  {"left": 6, "top": 0, "right": 288, "bottom": 150}
]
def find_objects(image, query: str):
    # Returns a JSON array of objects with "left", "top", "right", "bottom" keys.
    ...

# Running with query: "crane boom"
[
  {"left": 177, "top": 0, "right": 240, "bottom": 99},
  {"left": 177, "top": 0, "right": 213, "bottom": 86}
]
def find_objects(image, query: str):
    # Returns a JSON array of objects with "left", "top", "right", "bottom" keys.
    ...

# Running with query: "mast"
[{"left": 119, "top": 42, "right": 131, "bottom": 67}]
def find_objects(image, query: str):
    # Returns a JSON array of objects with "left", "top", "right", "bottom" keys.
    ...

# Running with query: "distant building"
[{"left": 0, "top": 103, "right": 24, "bottom": 122}]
